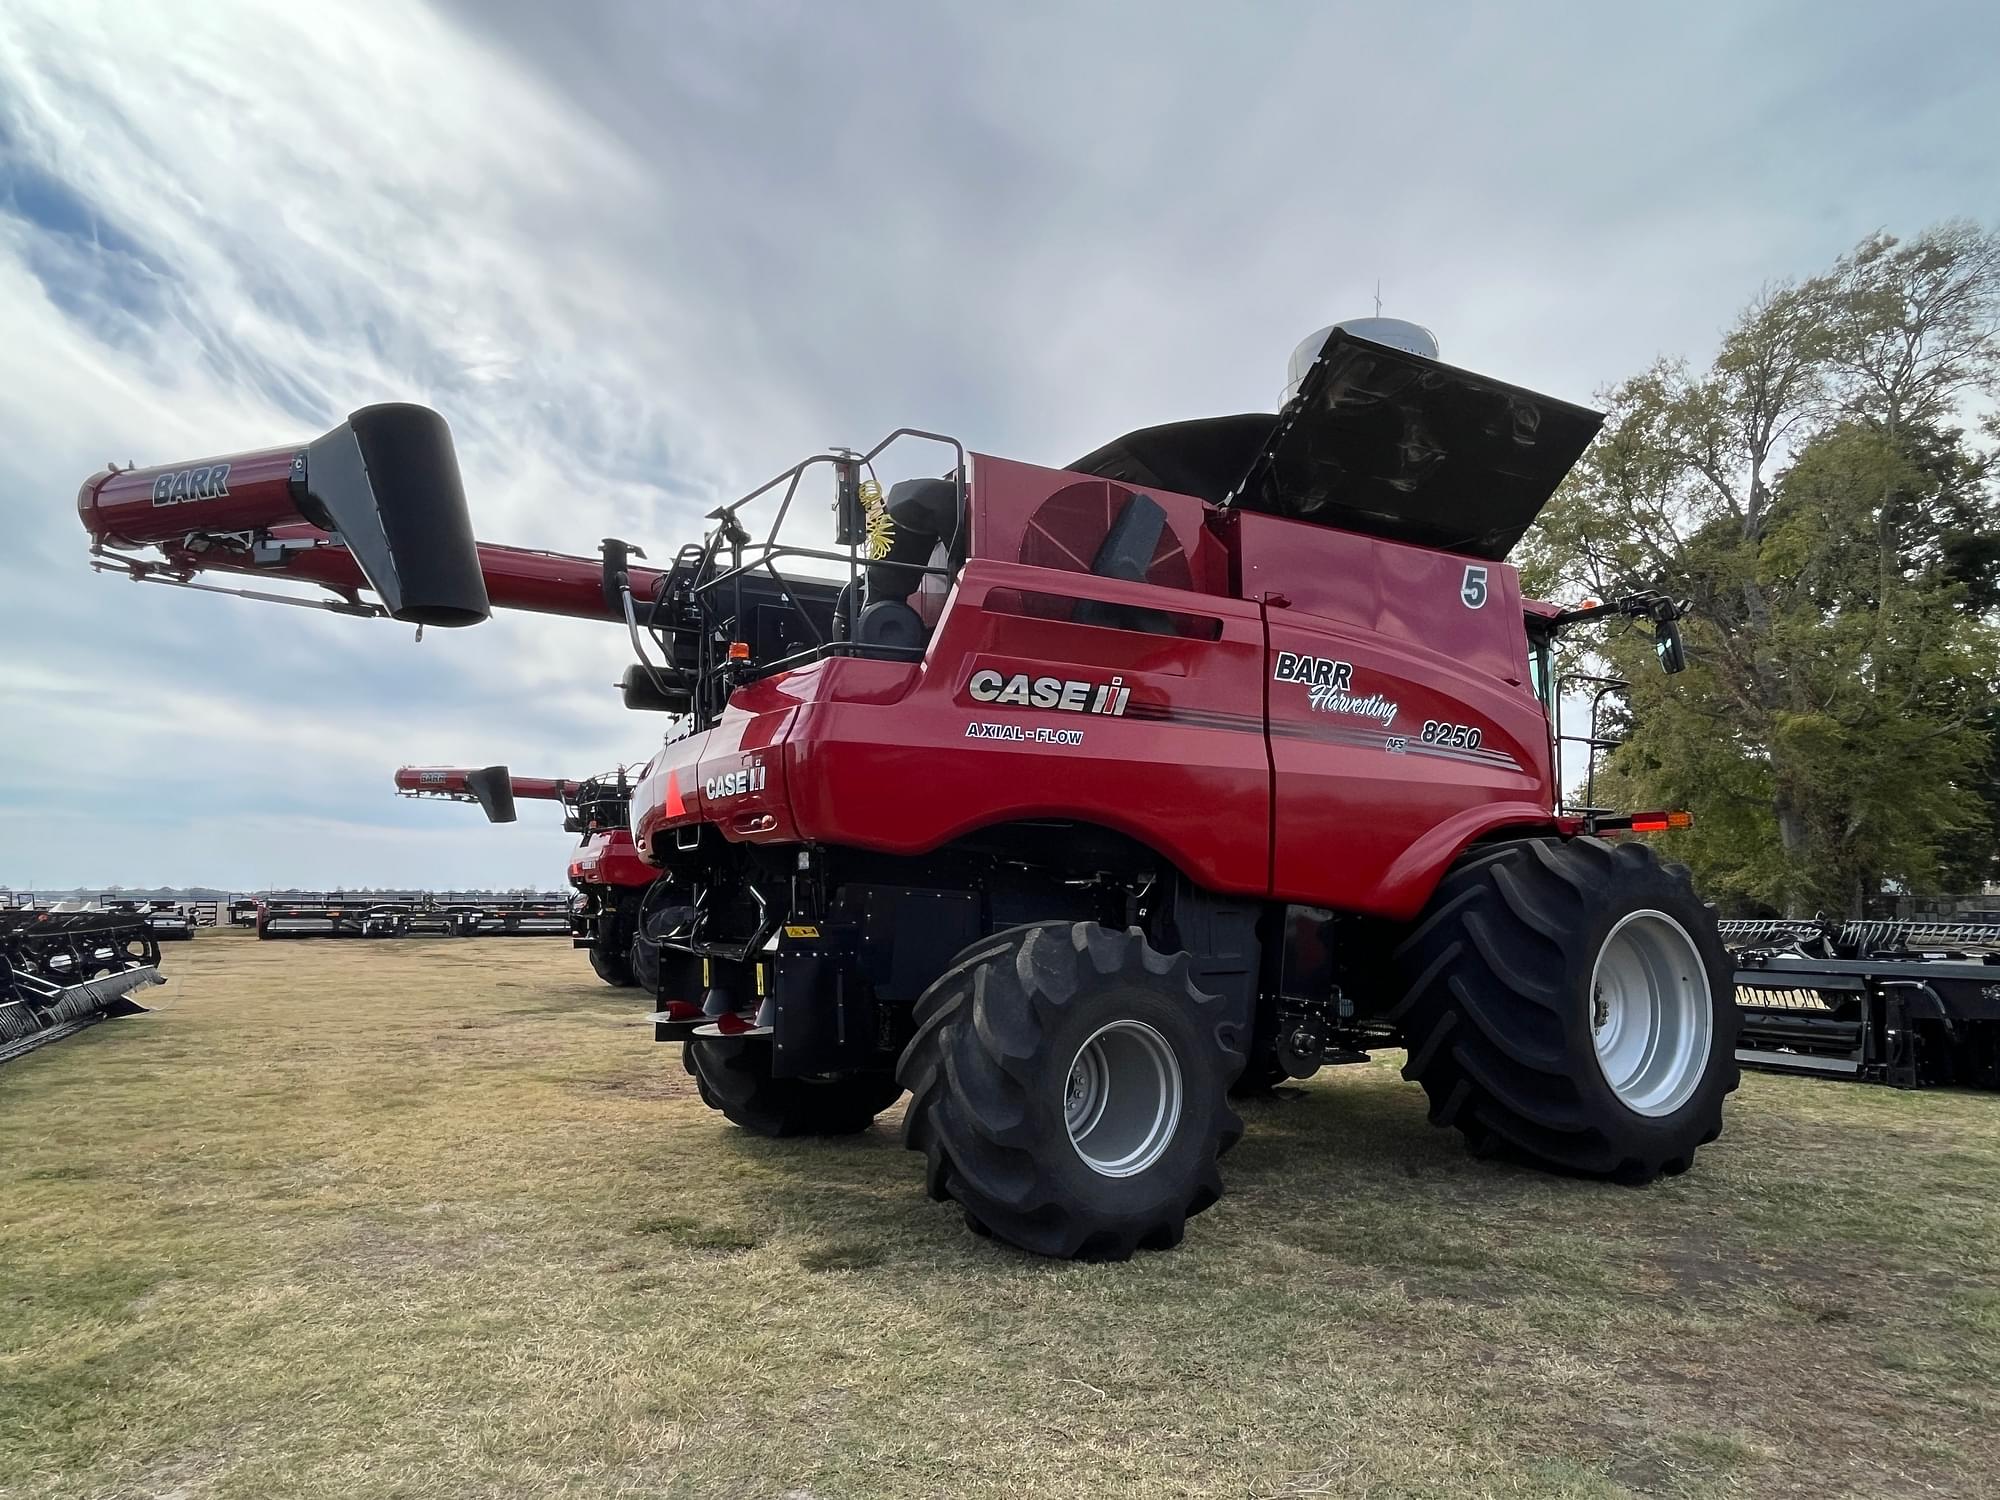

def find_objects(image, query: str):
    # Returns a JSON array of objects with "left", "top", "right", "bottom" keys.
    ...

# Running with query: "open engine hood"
[{"left": 1070, "top": 331, "right": 1603, "bottom": 561}]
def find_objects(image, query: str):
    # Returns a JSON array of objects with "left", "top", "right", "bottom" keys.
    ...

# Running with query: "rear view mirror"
[
  {"left": 621, "top": 663, "right": 690, "bottom": 715},
  {"left": 1654, "top": 616, "right": 1686, "bottom": 675}
]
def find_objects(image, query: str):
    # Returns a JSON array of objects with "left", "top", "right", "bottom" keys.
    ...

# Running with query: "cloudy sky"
[{"left": 2, "top": 0, "right": 1995, "bottom": 892}]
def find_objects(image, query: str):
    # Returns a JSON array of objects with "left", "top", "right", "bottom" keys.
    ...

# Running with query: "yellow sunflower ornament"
[{"left": 859, "top": 479, "right": 895, "bottom": 560}]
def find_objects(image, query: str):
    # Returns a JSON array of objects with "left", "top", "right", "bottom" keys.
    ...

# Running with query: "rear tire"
[
  {"left": 683, "top": 1037, "right": 902, "bottom": 1137},
  {"left": 899, "top": 921, "right": 1245, "bottom": 1260},
  {"left": 1390, "top": 837, "right": 1739, "bottom": 1183}
]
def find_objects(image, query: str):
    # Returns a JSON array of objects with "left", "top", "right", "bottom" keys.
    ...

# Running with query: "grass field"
[{"left": 5, "top": 929, "right": 2000, "bottom": 1499}]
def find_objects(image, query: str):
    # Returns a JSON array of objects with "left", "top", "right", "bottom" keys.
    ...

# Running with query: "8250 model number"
[{"left": 1420, "top": 720, "right": 1483, "bottom": 750}]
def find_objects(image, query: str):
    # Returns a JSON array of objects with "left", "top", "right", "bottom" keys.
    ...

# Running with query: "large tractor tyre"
[
  {"left": 587, "top": 940, "right": 635, "bottom": 988},
  {"left": 683, "top": 1036, "right": 903, "bottom": 1137},
  {"left": 1390, "top": 837, "right": 1739, "bottom": 1184},
  {"left": 899, "top": 921, "right": 1246, "bottom": 1261},
  {"left": 587, "top": 891, "right": 642, "bottom": 988}
]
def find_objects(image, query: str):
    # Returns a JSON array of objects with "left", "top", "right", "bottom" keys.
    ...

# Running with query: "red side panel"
[
  {"left": 568, "top": 828, "right": 653, "bottom": 890},
  {"left": 780, "top": 559, "right": 1271, "bottom": 897},
  {"left": 630, "top": 680, "right": 805, "bottom": 859},
  {"left": 1242, "top": 512, "right": 1556, "bottom": 919},
  {"left": 629, "top": 561, "right": 1270, "bottom": 895}
]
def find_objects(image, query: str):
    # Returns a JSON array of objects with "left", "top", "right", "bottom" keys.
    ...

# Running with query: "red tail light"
[{"left": 1628, "top": 811, "right": 1693, "bottom": 833}]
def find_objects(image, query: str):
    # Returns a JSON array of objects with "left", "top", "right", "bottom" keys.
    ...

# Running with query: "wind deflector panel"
[
  {"left": 1224, "top": 332, "right": 1604, "bottom": 561},
  {"left": 297, "top": 404, "right": 489, "bottom": 626}
]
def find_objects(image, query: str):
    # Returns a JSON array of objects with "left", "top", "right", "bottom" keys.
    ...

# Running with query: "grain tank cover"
[{"left": 1226, "top": 330, "right": 1603, "bottom": 560}]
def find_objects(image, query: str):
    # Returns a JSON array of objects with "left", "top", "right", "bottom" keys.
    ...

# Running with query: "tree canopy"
[{"left": 1519, "top": 222, "right": 2000, "bottom": 916}]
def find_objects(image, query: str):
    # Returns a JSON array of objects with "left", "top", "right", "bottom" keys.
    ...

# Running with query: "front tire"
[
  {"left": 587, "top": 940, "right": 635, "bottom": 987},
  {"left": 683, "top": 1037, "right": 902, "bottom": 1137},
  {"left": 586, "top": 889, "right": 642, "bottom": 988},
  {"left": 899, "top": 922, "right": 1245, "bottom": 1260},
  {"left": 1390, "top": 837, "right": 1739, "bottom": 1183}
]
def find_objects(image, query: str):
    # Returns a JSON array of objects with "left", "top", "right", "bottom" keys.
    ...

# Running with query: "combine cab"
[
  {"left": 78, "top": 324, "right": 1736, "bottom": 1258},
  {"left": 1, "top": 908, "right": 166, "bottom": 1064}
]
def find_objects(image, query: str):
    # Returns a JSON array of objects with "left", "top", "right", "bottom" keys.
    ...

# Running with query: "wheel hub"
[
  {"left": 1588, "top": 910, "right": 1714, "bottom": 1116},
  {"left": 1063, "top": 1019, "right": 1184, "bottom": 1178}
]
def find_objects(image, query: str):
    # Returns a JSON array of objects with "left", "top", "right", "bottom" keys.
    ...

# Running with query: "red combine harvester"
[
  {"left": 393, "top": 764, "right": 662, "bottom": 986},
  {"left": 78, "top": 324, "right": 1735, "bottom": 1258}
]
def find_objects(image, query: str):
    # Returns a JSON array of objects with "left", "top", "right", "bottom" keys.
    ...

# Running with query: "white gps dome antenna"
[{"left": 1284, "top": 317, "right": 1439, "bottom": 405}]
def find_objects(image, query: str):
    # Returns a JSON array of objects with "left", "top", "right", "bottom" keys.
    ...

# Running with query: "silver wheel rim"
[
  {"left": 1589, "top": 910, "right": 1713, "bottom": 1117},
  {"left": 1063, "top": 1019, "right": 1183, "bottom": 1177}
]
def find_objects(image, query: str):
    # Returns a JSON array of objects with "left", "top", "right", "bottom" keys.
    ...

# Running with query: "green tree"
[{"left": 1521, "top": 222, "right": 2000, "bottom": 915}]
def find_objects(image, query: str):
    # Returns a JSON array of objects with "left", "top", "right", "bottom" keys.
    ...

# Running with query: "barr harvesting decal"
[{"left": 1272, "top": 652, "right": 1398, "bottom": 725}]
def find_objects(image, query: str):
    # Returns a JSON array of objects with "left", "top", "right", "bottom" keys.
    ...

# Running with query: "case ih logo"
[
  {"left": 967, "top": 669, "right": 1130, "bottom": 716},
  {"left": 151, "top": 464, "right": 231, "bottom": 507},
  {"left": 703, "top": 764, "right": 767, "bottom": 800}
]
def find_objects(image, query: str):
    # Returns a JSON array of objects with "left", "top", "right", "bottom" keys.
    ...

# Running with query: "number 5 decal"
[{"left": 1461, "top": 565, "right": 1488, "bottom": 609}]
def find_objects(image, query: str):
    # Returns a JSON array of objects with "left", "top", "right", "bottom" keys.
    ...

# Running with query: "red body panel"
[
  {"left": 629, "top": 453, "right": 1563, "bottom": 920},
  {"left": 569, "top": 829, "right": 653, "bottom": 890},
  {"left": 1241, "top": 513, "right": 1555, "bottom": 916}
]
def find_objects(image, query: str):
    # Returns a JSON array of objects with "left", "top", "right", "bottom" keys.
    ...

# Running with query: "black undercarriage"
[{"left": 643, "top": 828, "right": 1399, "bottom": 1082}]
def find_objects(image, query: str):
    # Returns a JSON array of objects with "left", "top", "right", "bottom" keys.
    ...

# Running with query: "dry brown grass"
[{"left": 5, "top": 929, "right": 2000, "bottom": 1499}]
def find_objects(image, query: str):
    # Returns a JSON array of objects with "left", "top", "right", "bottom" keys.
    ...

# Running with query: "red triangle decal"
[{"left": 664, "top": 770, "right": 686, "bottom": 817}]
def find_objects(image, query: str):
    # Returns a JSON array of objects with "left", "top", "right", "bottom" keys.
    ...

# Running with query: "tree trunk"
[{"left": 1775, "top": 791, "right": 1810, "bottom": 915}]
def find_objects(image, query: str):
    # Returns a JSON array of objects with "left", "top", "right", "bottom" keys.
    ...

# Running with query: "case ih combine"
[
  {"left": 393, "top": 764, "right": 658, "bottom": 985},
  {"left": 77, "top": 322, "right": 1739, "bottom": 1258}
]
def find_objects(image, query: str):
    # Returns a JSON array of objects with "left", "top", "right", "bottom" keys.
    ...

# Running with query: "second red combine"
[{"left": 394, "top": 764, "right": 665, "bottom": 987}]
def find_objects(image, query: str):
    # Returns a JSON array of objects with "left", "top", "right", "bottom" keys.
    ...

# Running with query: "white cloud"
[{"left": 1, "top": 0, "right": 1996, "bottom": 888}]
